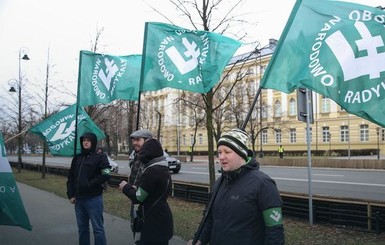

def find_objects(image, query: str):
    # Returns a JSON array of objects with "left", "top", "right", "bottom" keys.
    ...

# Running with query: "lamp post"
[
  {"left": 9, "top": 48, "right": 30, "bottom": 173},
  {"left": 376, "top": 127, "right": 380, "bottom": 160}
]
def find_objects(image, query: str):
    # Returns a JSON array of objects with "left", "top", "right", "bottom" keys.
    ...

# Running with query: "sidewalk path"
[{"left": 0, "top": 182, "right": 186, "bottom": 245}]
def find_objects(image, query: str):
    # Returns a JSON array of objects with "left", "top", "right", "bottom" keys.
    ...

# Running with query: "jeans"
[{"left": 75, "top": 195, "right": 106, "bottom": 245}]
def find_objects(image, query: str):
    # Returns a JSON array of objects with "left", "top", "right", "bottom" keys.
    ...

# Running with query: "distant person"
[
  {"left": 119, "top": 138, "right": 173, "bottom": 245},
  {"left": 188, "top": 128, "right": 284, "bottom": 245},
  {"left": 66, "top": 132, "right": 111, "bottom": 245},
  {"left": 278, "top": 144, "right": 284, "bottom": 159},
  {"left": 96, "top": 147, "right": 109, "bottom": 191},
  {"left": 97, "top": 147, "right": 104, "bottom": 155}
]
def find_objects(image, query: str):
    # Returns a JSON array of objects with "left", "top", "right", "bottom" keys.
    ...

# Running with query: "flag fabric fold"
[
  {"left": 140, "top": 22, "right": 241, "bottom": 93},
  {"left": 78, "top": 51, "right": 141, "bottom": 106},
  {"left": 0, "top": 133, "right": 32, "bottom": 231},
  {"left": 29, "top": 104, "right": 105, "bottom": 156},
  {"left": 260, "top": 0, "right": 385, "bottom": 127}
]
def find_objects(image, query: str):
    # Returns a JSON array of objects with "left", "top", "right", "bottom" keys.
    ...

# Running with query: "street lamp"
[
  {"left": 9, "top": 48, "right": 30, "bottom": 173},
  {"left": 376, "top": 127, "right": 380, "bottom": 160}
]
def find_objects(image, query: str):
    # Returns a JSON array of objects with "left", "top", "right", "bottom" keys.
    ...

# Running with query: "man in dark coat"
[
  {"left": 190, "top": 129, "right": 284, "bottom": 245},
  {"left": 67, "top": 132, "right": 111, "bottom": 245}
]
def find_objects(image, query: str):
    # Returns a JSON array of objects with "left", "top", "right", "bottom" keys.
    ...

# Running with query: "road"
[{"left": 7, "top": 155, "right": 385, "bottom": 203}]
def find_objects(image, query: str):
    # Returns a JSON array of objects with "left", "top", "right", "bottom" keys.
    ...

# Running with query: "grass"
[{"left": 13, "top": 169, "right": 385, "bottom": 245}]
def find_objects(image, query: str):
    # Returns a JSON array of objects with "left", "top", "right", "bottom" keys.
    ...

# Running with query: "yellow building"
[{"left": 140, "top": 39, "right": 384, "bottom": 157}]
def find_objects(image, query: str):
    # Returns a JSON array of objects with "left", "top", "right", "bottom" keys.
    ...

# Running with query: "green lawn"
[{"left": 13, "top": 169, "right": 385, "bottom": 245}]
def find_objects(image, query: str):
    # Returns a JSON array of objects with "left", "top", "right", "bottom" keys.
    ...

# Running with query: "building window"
[
  {"left": 322, "top": 126, "right": 330, "bottom": 143},
  {"left": 190, "top": 134, "right": 194, "bottom": 145},
  {"left": 274, "top": 100, "right": 282, "bottom": 117},
  {"left": 262, "top": 103, "right": 268, "bottom": 118},
  {"left": 340, "top": 125, "right": 349, "bottom": 142},
  {"left": 275, "top": 129, "right": 282, "bottom": 144},
  {"left": 360, "top": 124, "right": 369, "bottom": 142},
  {"left": 262, "top": 129, "right": 268, "bottom": 144},
  {"left": 289, "top": 128, "right": 296, "bottom": 143},
  {"left": 305, "top": 127, "right": 312, "bottom": 143},
  {"left": 289, "top": 98, "right": 296, "bottom": 116},
  {"left": 321, "top": 95, "right": 330, "bottom": 113},
  {"left": 199, "top": 134, "right": 203, "bottom": 144}
]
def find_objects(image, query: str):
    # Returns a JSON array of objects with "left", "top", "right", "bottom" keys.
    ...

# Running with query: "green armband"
[
  {"left": 101, "top": 168, "right": 111, "bottom": 175},
  {"left": 136, "top": 187, "right": 149, "bottom": 202},
  {"left": 262, "top": 207, "right": 283, "bottom": 226}
]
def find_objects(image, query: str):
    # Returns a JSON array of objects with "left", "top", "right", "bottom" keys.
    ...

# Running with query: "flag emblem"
[{"left": 261, "top": 0, "right": 385, "bottom": 128}]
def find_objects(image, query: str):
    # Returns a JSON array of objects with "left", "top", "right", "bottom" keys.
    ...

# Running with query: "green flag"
[
  {"left": 77, "top": 51, "right": 141, "bottom": 106},
  {"left": 0, "top": 133, "right": 32, "bottom": 231},
  {"left": 140, "top": 22, "right": 241, "bottom": 93},
  {"left": 261, "top": 0, "right": 385, "bottom": 127},
  {"left": 29, "top": 104, "right": 105, "bottom": 156}
]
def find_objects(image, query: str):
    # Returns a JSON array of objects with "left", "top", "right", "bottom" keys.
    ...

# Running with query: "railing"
[{"left": 11, "top": 162, "right": 385, "bottom": 234}]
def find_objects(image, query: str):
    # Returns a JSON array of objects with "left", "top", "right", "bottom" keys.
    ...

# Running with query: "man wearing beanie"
[
  {"left": 119, "top": 139, "right": 173, "bottom": 245},
  {"left": 189, "top": 129, "right": 285, "bottom": 245}
]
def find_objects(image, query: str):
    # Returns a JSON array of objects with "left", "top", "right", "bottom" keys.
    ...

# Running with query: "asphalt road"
[{"left": 7, "top": 155, "right": 385, "bottom": 203}]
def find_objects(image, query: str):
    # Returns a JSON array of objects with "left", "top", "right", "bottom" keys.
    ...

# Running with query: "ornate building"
[{"left": 140, "top": 39, "right": 384, "bottom": 157}]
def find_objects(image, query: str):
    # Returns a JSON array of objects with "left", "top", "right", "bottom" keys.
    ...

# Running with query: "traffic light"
[{"left": 297, "top": 87, "right": 314, "bottom": 124}]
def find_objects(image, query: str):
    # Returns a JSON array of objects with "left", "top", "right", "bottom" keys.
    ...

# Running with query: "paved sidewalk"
[{"left": 0, "top": 182, "right": 186, "bottom": 245}]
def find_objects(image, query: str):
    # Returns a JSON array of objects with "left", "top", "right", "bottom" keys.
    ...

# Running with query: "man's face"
[
  {"left": 217, "top": 145, "right": 245, "bottom": 172},
  {"left": 132, "top": 137, "right": 146, "bottom": 152},
  {"left": 82, "top": 138, "right": 92, "bottom": 150}
]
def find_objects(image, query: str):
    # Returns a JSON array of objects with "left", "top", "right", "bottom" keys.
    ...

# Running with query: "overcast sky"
[{"left": 0, "top": 0, "right": 383, "bottom": 107}]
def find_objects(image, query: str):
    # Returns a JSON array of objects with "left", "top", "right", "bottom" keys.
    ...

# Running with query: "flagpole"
[
  {"left": 241, "top": 87, "right": 262, "bottom": 130},
  {"left": 135, "top": 92, "right": 142, "bottom": 130},
  {"left": 136, "top": 22, "right": 149, "bottom": 130},
  {"left": 74, "top": 51, "right": 84, "bottom": 156},
  {"left": 4, "top": 129, "right": 29, "bottom": 143},
  {"left": 305, "top": 88, "right": 313, "bottom": 225}
]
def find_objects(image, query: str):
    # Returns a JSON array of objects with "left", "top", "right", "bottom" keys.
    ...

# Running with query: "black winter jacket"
[
  {"left": 197, "top": 158, "right": 285, "bottom": 245},
  {"left": 123, "top": 156, "right": 173, "bottom": 242},
  {"left": 66, "top": 132, "right": 111, "bottom": 199}
]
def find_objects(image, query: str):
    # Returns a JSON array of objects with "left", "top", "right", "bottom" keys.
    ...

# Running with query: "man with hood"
[
  {"left": 119, "top": 138, "right": 173, "bottom": 245},
  {"left": 67, "top": 132, "right": 111, "bottom": 245},
  {"left": 189, "top": 128, "right": 285, "bottom": 245}
]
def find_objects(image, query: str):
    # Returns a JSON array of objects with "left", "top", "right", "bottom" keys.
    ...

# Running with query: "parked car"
[
  {"left": 107, "top": 156, "right": 119, "bottom": 173},
  {"left": 164, "top": 152, "right": 181, "bottom": 173}
]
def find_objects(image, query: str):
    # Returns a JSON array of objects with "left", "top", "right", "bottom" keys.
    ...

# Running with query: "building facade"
[{"left": 139, "top": 39, "right": 384, "bottom": 157}]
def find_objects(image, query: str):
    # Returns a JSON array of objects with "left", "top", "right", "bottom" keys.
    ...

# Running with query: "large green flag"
[
  {"left": 0, "top": 133, "right": 32, "bottom": 231},
  {"left": 29, "top": 104, "right": 105, "bottom": 156},
  {"left": 261, "top": 0, "right": 385, "bottom": 127},
  {"left": 77, "top": 51, "right": 141, "bottom": 106},
  {"left": 140, "top": 22, "right": 241, "bottom": 93}
]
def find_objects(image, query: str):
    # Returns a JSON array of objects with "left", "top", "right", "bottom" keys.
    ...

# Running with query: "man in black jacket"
[
  {"left": 67, "top": 132, "right": 111, "bottom": 245},
  {"left": 189, "top": 128, "right": 284, "bottom": 245}
]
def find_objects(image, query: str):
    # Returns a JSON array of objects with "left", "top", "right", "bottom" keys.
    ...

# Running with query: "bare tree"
[{"left": 148, "top": 0, "right": 259, "bottom": 187}]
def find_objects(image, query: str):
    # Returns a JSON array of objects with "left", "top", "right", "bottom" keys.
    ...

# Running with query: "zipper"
[{"left": 76, "top": 156, "right": 86, "bottom": 197}]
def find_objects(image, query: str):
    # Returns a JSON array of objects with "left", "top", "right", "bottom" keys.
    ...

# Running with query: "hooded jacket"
[
  {"left": 66, "top": 132, "right": 111, "bottom": 199},
  {"left": 197, "top": 158, "right": 285, "bottom": 245},
  {"left": 123, "top": 139, "right": 173, "bottom": 242}
]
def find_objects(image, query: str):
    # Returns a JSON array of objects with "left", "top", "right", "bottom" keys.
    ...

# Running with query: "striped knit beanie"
[{"left": 217, "top": 128, "right": 249, "bottom": 161}]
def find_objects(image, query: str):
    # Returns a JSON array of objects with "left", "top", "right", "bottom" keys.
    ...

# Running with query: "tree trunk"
[{"left": 205, "top": 90, "right": 216, "bottom": 188}]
